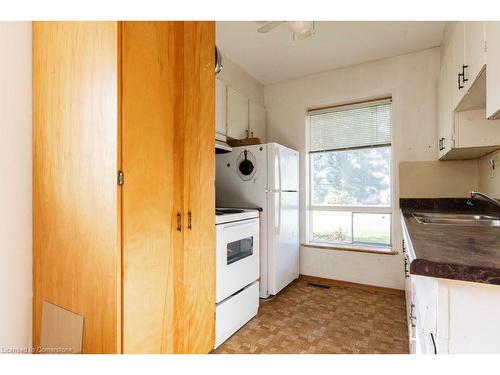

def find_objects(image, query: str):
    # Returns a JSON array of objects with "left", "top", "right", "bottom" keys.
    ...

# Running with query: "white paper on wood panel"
[{"left": 40, "top": 301, "right": 84, "bottom": 354}]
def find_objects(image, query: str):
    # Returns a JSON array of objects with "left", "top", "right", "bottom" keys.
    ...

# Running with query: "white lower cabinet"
[
  {"left": 407, "top": 275, "right": 438, "bottom": 354},
  {"left": 402, "top": 220, "right": 500, "bottom": 354},
  {"left": 406, "top": 273, "right": 500, "bottom": 354}
]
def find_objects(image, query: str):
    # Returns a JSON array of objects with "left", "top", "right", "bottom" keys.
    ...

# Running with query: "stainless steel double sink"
[{"left": 412, "top": 212, "right": 500, "bottom": 227}]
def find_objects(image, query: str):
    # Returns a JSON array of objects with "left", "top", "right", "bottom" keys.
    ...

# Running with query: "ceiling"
[{"left": 216, "top": 21, "right": 445, "bottom": 84}]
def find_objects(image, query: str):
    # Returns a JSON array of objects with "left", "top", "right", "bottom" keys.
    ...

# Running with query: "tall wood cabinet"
[{"left": 33, "top": 21, "right": 215, "bottom": 354}]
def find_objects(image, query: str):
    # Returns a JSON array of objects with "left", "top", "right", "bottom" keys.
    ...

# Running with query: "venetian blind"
[{"left": 309, "top": 99, "right": 391, "bottom": 153}]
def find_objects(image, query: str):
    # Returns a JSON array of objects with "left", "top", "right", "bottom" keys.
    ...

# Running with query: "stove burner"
[{"left": 216, "top": 208, "right": 246, "bottom": 216}]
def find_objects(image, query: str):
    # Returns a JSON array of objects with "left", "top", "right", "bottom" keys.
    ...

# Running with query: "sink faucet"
[{"left": 468, "top": 191, "right": 500, "bottom": 208}]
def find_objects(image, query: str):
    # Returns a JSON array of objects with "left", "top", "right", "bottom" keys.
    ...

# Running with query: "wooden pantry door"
[
  {"left": 33, "top": 21, "right": 120, "bottom": 353},
  {"left": 180, "top": 21, "right": 216, "bottom": 354},
  {"left": 121, "top": 21, "right": 183, "bottom": 353}
]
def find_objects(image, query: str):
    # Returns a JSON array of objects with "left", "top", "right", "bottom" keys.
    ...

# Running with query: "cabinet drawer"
[{"left": 215, "top": 281, "right": 259, "bottom": 348}]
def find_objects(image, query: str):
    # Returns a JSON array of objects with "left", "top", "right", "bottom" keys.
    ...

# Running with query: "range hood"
[{"left": 215, "top": 132, "right": 232, "bottom": 153}]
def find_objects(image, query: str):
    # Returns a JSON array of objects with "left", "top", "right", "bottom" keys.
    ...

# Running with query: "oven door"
[{"left": 216, "top": 218, "right": 260, "bottom": 303}]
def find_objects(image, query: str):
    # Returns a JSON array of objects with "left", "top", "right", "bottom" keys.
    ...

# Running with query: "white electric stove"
[{"left": 214, "top": 207, "right": 260, "bottom": 348}]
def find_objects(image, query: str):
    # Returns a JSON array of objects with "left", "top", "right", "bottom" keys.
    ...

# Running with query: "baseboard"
[{"left": 299, "top": 274, "right": 405, "bottom": 297}]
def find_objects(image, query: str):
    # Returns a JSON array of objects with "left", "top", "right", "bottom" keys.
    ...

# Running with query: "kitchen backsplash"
[
  {"left": 479, "top": 150, "right": 500, "bottom": 198},
  {"left": 399, "top": 152, "right": 499, "bottom": 200},
  {"left": 399, "top": 160, "right": 479, "bottom": 198}
]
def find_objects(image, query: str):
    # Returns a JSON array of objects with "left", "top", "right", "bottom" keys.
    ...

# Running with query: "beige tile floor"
[{"left": 214, "top": 279, "right": 409, "bottom": 354}]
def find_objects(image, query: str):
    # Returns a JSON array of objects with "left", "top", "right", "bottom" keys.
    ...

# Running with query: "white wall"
[
  {"left": 264, "top": 48, "right": 441, "bottom": 290},
  {"left": 0, "top": 22, "right": 32, "bottom": 350}
]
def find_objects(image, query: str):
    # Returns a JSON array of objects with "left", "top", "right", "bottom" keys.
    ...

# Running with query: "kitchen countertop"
[{"left": 400, "top": 198, "right": 500, "bottom": 285}]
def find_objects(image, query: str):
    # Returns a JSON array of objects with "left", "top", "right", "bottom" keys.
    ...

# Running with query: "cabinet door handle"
[
  {"left": 439, "top": 137, "right": 445, "bottom": 151},
  {"left": 462, "top": 64, "right": 469, "bottom": 83},
  {"left": 410, "top": 303, "right": 416, "bottom": 328},
  {"left": 188, "top": 211, "right": 192, "bottom": 230},
  {"left": 404, "top": 257, "right": 410, "bottom": 278},
  {"left": 177, "top": 212, "right": 182, "bottom": 232},
  {"left": 458, "top": 72, "right": 464, "bottom": 89}
]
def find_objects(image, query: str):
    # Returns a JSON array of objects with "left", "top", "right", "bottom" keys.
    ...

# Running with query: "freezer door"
[
  {"left": 267, "top": 143, "right": 299, "bottom": 192},
  {"left": 267, "top": 191, "right": 299, "bottom": 295}
]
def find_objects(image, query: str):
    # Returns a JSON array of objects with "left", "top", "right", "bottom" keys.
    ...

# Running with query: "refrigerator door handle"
[
  {"left": 275, "top": 192, "right": 282, "bottom": 235},
  {"left": 275, "top": 146, "right": 282, "bottom": 191}
]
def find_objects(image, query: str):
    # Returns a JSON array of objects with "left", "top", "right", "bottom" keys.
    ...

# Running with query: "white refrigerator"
[{"left": 216, "top": 143, "right": 299, "bottom": 298}]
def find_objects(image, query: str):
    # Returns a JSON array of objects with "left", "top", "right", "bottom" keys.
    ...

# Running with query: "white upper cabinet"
[
  {"left": 216, "top": 78, "right": 227, "bottom": 136},
  {"left": 227, "top": 86, "right": 249, "bottom": 139},
  {"left": 486, "top": 22, "right": 500, "bottom": 119},
  {"left": 450, "top": 22, "right": 465, "bottom": 110},
  {"left": 437, "top": 47, "right": 455, "bottom": 158},
  {"left": 438, "top": 21, "right": 500, "bottom": 160},
  {"left": 464, "top": 22, "right": 486, "bottom": 92},
  {"left": 248, "top": 101, "right": 266, "bottom": 141}
]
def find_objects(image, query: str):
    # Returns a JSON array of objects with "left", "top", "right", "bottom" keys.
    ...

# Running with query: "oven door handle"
[{"left": 221, "top": 220, "right": 259, "bottom": 231}]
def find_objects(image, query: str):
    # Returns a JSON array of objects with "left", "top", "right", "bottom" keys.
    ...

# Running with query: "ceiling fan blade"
[{"left": 257, "top": 21, "right": 285, "bottom": 34}]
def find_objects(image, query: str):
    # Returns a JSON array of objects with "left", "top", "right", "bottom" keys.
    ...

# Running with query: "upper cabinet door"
[
  {"left": 227, "top": 86, "right": 249, "bottom": 139},
  {"left": 464, "top": 22, "right": 486, "bottom": 90},
  {"left": 248, "top": 100, "right": 266, "bottom": 141},
  {"left": 450, "top": 22, "right": 466, "bottom": 110},
  {"left": 438, "top": 47, "right": 455, "bottom": 158},
  {"left": 215, "top": 78, "right": 227, "bottom": 136},
  {"left": 486, "top": 22, "right": 500, "bottom": 119}
]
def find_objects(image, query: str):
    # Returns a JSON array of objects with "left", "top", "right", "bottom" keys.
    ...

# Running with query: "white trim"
[
  {"left": 303, "top": 241, "right": 395, "bottom": 254},
  {"left": 310, "top": 205, "right": 391, "bottom": 213},
  {"left": 306, "top": 99, "right": 393, "bottom": 248}
]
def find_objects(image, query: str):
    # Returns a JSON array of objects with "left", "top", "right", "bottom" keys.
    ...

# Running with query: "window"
[{"left": 308, "top": 99, "right": 392, "bottom": 248}]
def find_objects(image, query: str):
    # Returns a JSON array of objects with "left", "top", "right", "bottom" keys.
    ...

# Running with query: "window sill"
[{"left": 301, "top": 242, "right": 398, "bottom": 256}]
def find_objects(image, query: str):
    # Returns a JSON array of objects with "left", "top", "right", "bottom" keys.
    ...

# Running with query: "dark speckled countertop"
[{"left": 400, "top": 198, "right": 500, "bottom": 285}]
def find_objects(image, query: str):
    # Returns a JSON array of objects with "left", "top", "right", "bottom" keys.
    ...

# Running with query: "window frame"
[{"left": 306, "top": 98, "right": 393, "bottom": 250}]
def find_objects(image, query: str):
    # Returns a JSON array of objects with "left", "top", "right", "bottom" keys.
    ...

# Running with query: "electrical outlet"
[{"left": 489, "top": 157, "right": 496, "bottom": 179}]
